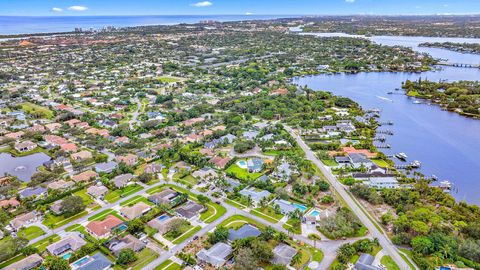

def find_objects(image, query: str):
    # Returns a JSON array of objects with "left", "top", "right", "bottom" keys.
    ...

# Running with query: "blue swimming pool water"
[
  {"left": 309, "top": 210, "right": 320, "bottom": 217},
  {"left": 292, "top": 203, "right": 307, "bottom": 212},
  {"left": 62, "top": 252, "right": 72, "bottom": 260},
  {"left": 117, "top": 224, "right": 128, "bottom": 231},
  {"left": 439, "top": 267, "right": 452, "bottom": 270},
  {"left": 158, "top": 214, "right": 169, "bottom": 221},
  {"left": 238, "top": 160, "right": 247, "bottom": 166},
  {"left": 72, "top": 256, "right": 90, "bottom": 267}
]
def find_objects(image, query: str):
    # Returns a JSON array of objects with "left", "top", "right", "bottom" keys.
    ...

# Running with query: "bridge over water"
[{"left": 437, "top": 61, "right": 480, "bottom": 68}]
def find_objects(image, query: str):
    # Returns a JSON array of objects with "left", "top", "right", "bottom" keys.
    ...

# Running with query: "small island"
[
  {"left": 419, "top": 42, "right": 480, "bottom": 55},
  {"left": 402, "top": 79, "right": 480, "bottom": 117}
]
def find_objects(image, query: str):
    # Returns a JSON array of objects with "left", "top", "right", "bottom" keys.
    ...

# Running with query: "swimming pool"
[
  {"left": 292, "top": 203, "right": 307, "bottom": 212},
  {"left": 117, "top": 224, "right": 128, "bottom": 231},
  {"left": 62, "top": 252, "right": 72, "bottom": 260},
  {"left": 72, "top": 256, "right": 90, "bottom": 267},
  {"left": 308, "top": 210, "right": 321, "bottom": 217},
  {"left": 158, "top": 214, "right": 169, "bottom": 221},
  {"left": 237, "top": 160, "right": 248, "bottom": 169}
]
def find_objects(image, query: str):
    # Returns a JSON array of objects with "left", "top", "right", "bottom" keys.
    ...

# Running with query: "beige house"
[{"left": 120, "top": 201, "right": 151, "bottom": 220}]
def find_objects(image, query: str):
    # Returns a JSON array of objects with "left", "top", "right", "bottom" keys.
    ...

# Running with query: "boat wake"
[{"left": 376, "top": 96, "right": 393, "bottom": 102}]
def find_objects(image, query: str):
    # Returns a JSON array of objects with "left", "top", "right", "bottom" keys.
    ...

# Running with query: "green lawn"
[
  {"left": 104, "top": 184, "right": 143, "bottom": 203},
  {"left": 200, "top": 202, "right": 227, "bottom": 223},
  {"left": 177, "top": 175, "right": 197, "bottom": 186},
  {"left": 226, "top": 163, "right": 263, "bottom": 181},
  {"left": 371, "top": 158, "right": 391, "bottom": 168},
  {"left": 154, "top": 259, "right": 182, "bottom": 270},
  {"left": 158, "top": 76, "right": 180, "bottom": 83},
  {"left": 218, "top": 215, "right": 265, "bottom": 230},
  {"left": 31, "top": 234, "right": 61, "bottom": 252},
  {"left": 282, "top": 218, "right": 302, "bottom": 234},
  {"left": 225, "top": 198, "right": 247, "bottom": 209},
  {"left": 381, "top": 255, "right": 401, "bottom": 270},
  {"left": 18, "top": 226, "right": 45, "bottom": 240},
  {"left": 321, "top": 159, "right": 339, "bottom": 167},
  {"left": 129, "top": 248, "right": 159, "bottom": 270},
  {"left": 171, "top": 225, "right": 201, "bottom": 244},
  {"left": 120, "top": 195, "right": 153, "bottom": 207},
  {"left": 74, "top": 188, "right": 94, "bottom": 205},
  {"left": 88, "top": 209, "right": 124, "bottom": 221},
  {"left": 42, "top": 210, "right": 88, "bottom": 229},
  {"left": 20, "top": 102, "right": 54, "bottom": 119},
  {"left": 251, "top": 206, "right": 284, "bottom": 223}
]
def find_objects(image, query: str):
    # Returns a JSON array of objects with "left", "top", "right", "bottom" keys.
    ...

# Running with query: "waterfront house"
[
  {"left": 19, "top": 186, "right": 47, "bottom": 199},
  {"left": 86, "top": 215, "right": 124, "bottom": 239},
  {"left": 196, "top": 242, "right": 233, "bottom": 267},
  {"left": 4, "top": 254, "right": 43, "bottom": 270},
  {"left": 14, "top": 140, "right": 37, "bottom": 152},
  {"left": 46, "top": 232, "right": 86, "bottom": 256},
  {"left": 366, "top": 177, "right": 400, "bottom": 189}
]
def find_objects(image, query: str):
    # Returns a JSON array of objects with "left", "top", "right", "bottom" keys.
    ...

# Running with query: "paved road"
[
  {"left": 129, "top": 97, "right": 142, "bottom": 129},
  {"left": 284, "top": 125, "right": 413, "bottom": 270}
]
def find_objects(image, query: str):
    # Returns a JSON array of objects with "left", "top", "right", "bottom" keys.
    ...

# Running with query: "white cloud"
[
  {"left": 51, "top": 7, "right": 63, "bottom": 12},
  {"left": 67, "top": 5, "right": 88, "bottom": 11},
  {"left": 191, "top": 1, "right": 212, "bottom": 7},
  {"left": 345, "top": 0, "right": 355, "bottom": 2},
  {"left": 245, "top": 12, "right": 253, "bottom": 15}
]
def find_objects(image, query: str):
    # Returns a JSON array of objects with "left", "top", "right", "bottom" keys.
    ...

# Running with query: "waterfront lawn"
[
  {"left": 154, "top": 259, "right": 182, "bottom": 270},
  {"left": 20, "top": 102, "right": 54, "bottom": 119},
  {"left": 200, "top": 202, "right": 227, "bottom": 223},
  {"left": 119, "top": 195, "right": 153, "bottom": 207},
  {"left": 381, "top": 255, "right": 400, "bottom": 270},
  {"left": 251, "top": 206, "right": 284, "bottom": 223},
  {"left": 226, "top": 163, "right": 263, "bottom": 181},
  {"left": 371, "top": 158, "right": 391, "bottom": 168},
  {"left": 104, "top": 184, "right": 143, "bottom": 203},
  {"left": 129, "top": 248, "right": 159, "bottom": 270},
  {"left": 42, "top": 210, "right": 88, "bottom": 229},
  {"left": 282, "top": 218, "right": 302, "bottom": 234},
  {"left": 18, "top": 226, "right": 45, "bottom": 240}
]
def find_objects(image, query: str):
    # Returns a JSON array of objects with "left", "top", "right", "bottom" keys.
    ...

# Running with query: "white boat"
[
  {"left": 395, "top": 153, "right": 407, "bottom": 160},
  {"left": 413, "top": 100, "right": 421, "bottom": 104},
  {"left": 439, "top": 180, "right": 452, "bottom": 191},
  {"left": 410, "top": 160, "right": 421, "bottom": 168}
]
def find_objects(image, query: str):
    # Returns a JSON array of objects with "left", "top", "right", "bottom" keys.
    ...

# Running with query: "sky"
[{"left": 1, "top": 0, "right": 480, "bottom": 16}]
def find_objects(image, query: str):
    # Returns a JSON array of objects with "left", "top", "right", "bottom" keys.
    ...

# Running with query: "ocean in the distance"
[{"left": 0, "top": 15, "right": 297, "bottom": 35}]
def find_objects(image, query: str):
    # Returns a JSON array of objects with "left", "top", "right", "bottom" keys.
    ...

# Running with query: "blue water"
[
  {"left": 0, "top": 152, "right": 51, "bottom": 182},
  {"left": 0, "top": 15, "right": 297, "bottom": 35},
  {"left": 157, "top": 214, "right": 169, "bottom": 221},
  {"left": 292, "top": 203, "right": 307, "bottom": 212},
  {"left": 72, "top": 256, "right": 90, "bottom": 267},
  {"left": 117, "top": 224, "right": 128, "bottom": 231},
  {"left": 309, "top": 210, "right": 321, "bottom": 217},
  {"left": 62, "top": 252, "right": 72, "bottom": 260},
  {"left": 294, "top": 33, "right": 480, "bottom": 204}
]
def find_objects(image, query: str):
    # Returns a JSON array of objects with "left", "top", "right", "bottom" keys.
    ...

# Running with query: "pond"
[{"left": 0, "top": 152, "right": 51, "bottom": 182}]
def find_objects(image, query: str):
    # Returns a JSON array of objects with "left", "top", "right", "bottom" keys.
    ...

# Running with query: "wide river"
[{"left": 293, "top": 33, "right": 480, "bottom": 204}]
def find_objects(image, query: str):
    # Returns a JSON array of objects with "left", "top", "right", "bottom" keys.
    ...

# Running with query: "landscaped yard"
[
  {"left": 251, "top": 206, "right": 284, "bottom": 223},
  {"left": 282, "top": 218, "right": 302, "bottom": 234},
  {"left": 42, "top": 210, "right": 88, "bottom": 229},
  {"left": 104, "top": 184, "right": 143, "bottom": 203},
  {"left": 20, "top": 102, "right": 54, "bottom": 119},
  {"left": 321, "top": 159, "right": 339, "bottom": 167},
  {"left": 154, "top": 259, "right": 182, "bottom": 270},
  {"left": 74, "top": 188, "right": 94, "bottom": 206},
  {"left": 129, "top": 248, "right": 159, "bottom": 270},
  {"left": 372, "top": 158, "right": 391, "bottom": 168},
  {"left": 88, "top": 209, "right": 124, "bottom": 221},
  {"left": 170, "top": 225, "right": 201, "bottom": 244},
  {"left": 119, "top": 195, "right": 153, "bottom": 207},
  {"left": 381, "top": 255, "right": 400, "bottom": 270},
  {"left": 200, "top": 202, "right": 227, "bottom": 223},
  {"left": 176, "top": 174, "right": 197, "bottom": 186},
  {"left": 218, "top": 215, "right": 265, "bottom": 230},
  {"left": 31, "top": 234, "right": 61, "bottom": 252},
  {"left": 18, "top": 226, "right": 45, "bottom": 240},
  {"left": 226, "top": 163, "right": 263, "bottom": 181},
  {"left": 164, "top": 221, "right": 197, "bottom": 244},
  {"left": 158, "top": 76, "right": 180, "bottom": 83}
]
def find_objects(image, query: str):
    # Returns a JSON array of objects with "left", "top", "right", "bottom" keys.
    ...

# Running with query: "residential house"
[
  {"left": 86, "top": 215, "right": 124, "bottom": 239},
  {"left": 120, "top": 202, "right": 151, "bottom": 220},
  {"left": 239, "top": 187, "right": 271, "bottom": 206},
  {"left": 106, "top": 234, "right": 146, "bottom": 256},
  {"left": 112, "top": 173, "right": 134, "bottom": 188},
  {"left": 175, "top": 201, "right": 204, "bottom": 220},
  {"left": 10, "top": 211, "right": 38, "bottom": 231},
  {"left": 144, "top": 163, "right": 164, "bottom": 174},
  {"left": 192, "top": 167, "right": 218, "bottom": 180},
  {"left": 47, "top": 180, "right": 74, "bottom": 191},
  {"left": 19, "top": 187, "right": 47, "bottom": 199},
  {"left": 87, "top": 184, "right": 108, "bottom": 199},
  {"left": 4, "top": 254, "right": 43, "bottom": 270},
  {"left": 70, "top": 252, "right": 111, "bottom": 270},
  {"left": 116, "top": 154, "right": 138, "bottom": 166},
  {"left": 273, "top": 199, "right": 300, "bottom": 215},
  {"left": 95, "top": 161, "right": 118, "bottom": 174},
  {"left": 0, "top": 198, "right": 20, "bottom": 210},
  {"left": 354, "top": 253, "right": 382, "bottom": 270},
  {"left": 14, "top": 140, "right": 37, "bottom": 152},
  {"left": 46, "top": 232, "right": 86, "bottom": 256},
  {"left": 196, "top": 242, "right": 233, "bottom": 267},
  {"left": 246, "top": 157, "right": 264, "bottom": 172},
  {"left": 272, "top": 243, "right": 298, "bottom": 265},
  {"left": 147, "top": 214, "right": 182, "bottom": 234},
  {"left": 209, "top": 156, "right": 231, "bottom": 169},
  {"left": 366, "top": 177, "right": 399, "bottom": 189},
  {"left": 50, "top": 200, "right": 64, "bottom": 215},
  {"left": 227, "top": 224, "right": 261, "bottom": 242},
  {"left": 60, "top": 143, "right": 78, "bottom": 153},
  {"left": 71, "top": 150, "right": 92, "bottom": 161},
  {"left": 72, "top": 170, "right": 98, "bottom": 183},
  {"left": 148, "top": 188, "right": 178, "bottom": 205}
]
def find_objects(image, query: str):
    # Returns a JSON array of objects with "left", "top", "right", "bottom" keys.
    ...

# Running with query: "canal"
[{"left": 293, "top": 33, "right": 480, "bottom": 204}]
